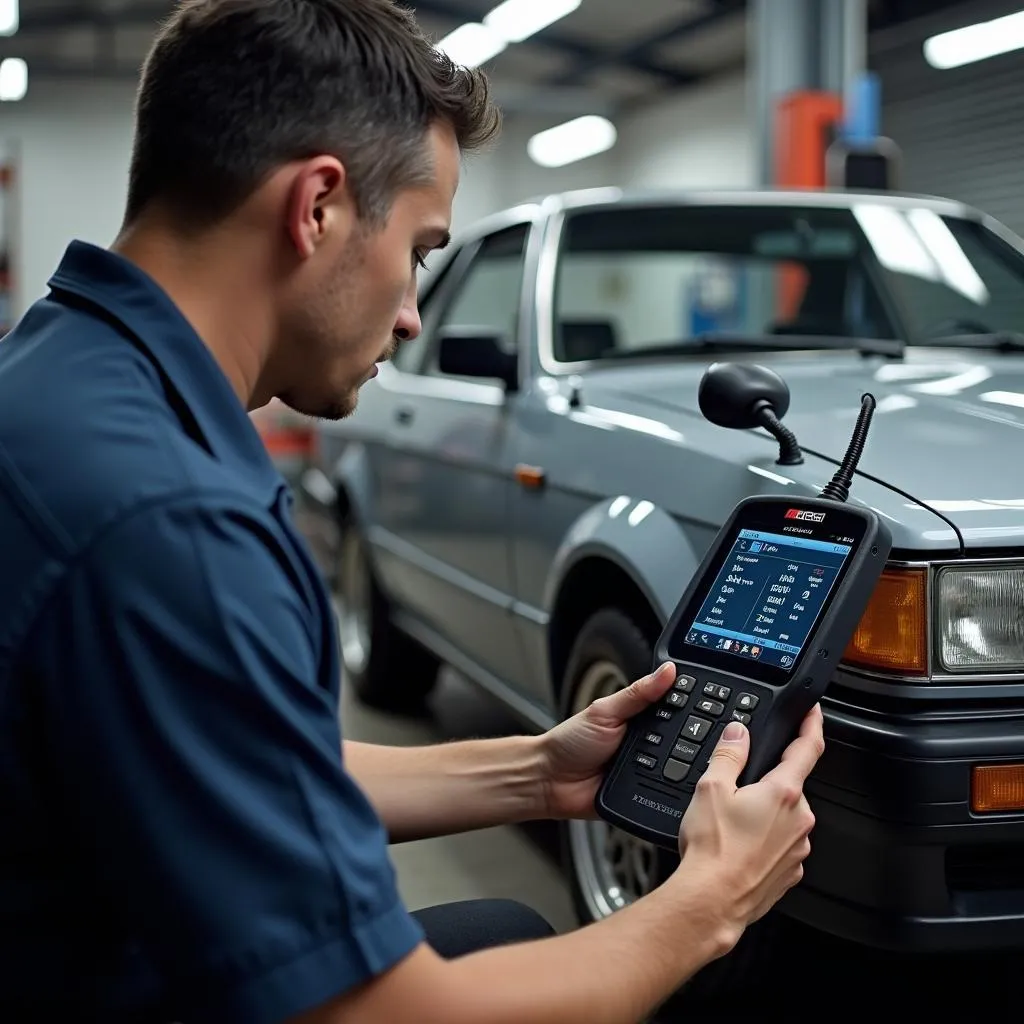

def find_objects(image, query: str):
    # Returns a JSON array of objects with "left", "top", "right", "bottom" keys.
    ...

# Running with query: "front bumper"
[{"left": 785, "top": 689, "right": 1024, "bottom": 952}]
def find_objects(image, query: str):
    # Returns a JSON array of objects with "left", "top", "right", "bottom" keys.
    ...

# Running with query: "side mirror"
[
  {"left": 437, "top": 326, "right": 518, "bottom": 391},
  {"left": 698, "top": 362, "right": 803, "bottom": 465}
]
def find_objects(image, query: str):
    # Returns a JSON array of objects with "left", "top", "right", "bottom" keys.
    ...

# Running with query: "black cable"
[{"left": 819, "top": 393, "right": 876, "bottom": 503}]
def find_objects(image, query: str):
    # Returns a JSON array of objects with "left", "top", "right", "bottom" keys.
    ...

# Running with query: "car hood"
[{"left": 592, "top": 349, "right": 1024, "bottom": 549}]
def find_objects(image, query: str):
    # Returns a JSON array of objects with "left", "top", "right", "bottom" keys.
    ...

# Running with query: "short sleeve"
[{"left": 27, "top": 494, "right": 424, "bottom": 1023}]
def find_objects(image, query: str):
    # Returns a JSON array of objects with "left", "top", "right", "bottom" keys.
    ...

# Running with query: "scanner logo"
[
  {"left": 785, "top": 508, "right": 826, "bottom": 522},
  {"left": 632, "top": 793, "right": 683, "bottom": 819}
]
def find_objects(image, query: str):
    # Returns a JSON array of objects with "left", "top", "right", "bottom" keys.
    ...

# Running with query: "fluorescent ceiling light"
[
  {"left": 924, "top": 10, "right": 1024, "bottom": 69},
  {"left": 527, "top": 115, "right": 617, "bottom": 168},
  {"left": 0, "top": 58, "right": 27, "bottom": 102},
  {"left": 483, "top": 0, "right": 582, "bottom": 44},
  {"left": 435, "top": 23, "right": 506, "bottom": 67},
  {"left": 0, "top": 0, "right": 17, "bottom": 37}
]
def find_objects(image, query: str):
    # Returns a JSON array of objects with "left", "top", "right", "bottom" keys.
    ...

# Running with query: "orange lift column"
[{"left": 773, "top": 91, "right": 844, "bottom": 321}]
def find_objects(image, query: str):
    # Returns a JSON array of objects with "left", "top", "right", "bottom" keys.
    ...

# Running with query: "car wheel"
[
  {"left": 561, "top": 608, "right": 678, "bottom": 923},
  {"left": 335, "top": 513, "right": 439, "bottom": 714},
  {"left": 559, "top": 606, "right": 789, "bottom": 1004}
]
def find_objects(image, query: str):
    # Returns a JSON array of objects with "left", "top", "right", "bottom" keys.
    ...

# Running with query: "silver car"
[{"left": 300, "top": 187, "right": 1024, "bottom": 991}]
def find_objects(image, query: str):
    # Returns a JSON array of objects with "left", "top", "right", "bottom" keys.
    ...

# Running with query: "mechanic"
[{"left": 0, "top": 1, "right": 824, "bottom": 1021}]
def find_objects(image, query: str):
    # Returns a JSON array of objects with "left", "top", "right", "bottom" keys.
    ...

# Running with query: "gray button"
[
  {"left": 635, "top": 752, "right": 657, "bottom": 769},
  {"left": 674, "top": 674, "right": 697, "bottom": 693},
  {"left": 736, "top": 692, "right": 760, "bottom": 711},
  {"left": 671, "top": 740, "right": 701, "bottom": 762},
  {"left": 663, "top": 758, "right": 691, "bottom": 783},
  {"left": 681, "top": 715, "right": 713, "bottom": 742}
]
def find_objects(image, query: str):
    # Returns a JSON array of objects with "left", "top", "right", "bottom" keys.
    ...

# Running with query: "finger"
[
  {"left": 701, "top": 719, "right": 750, "bottom": 787},
  {"left": 593, "top": 662, "right": 676, "bottom": 722},
  {"left": 763, "top": 704, "right": 825, "bottom": 787}
]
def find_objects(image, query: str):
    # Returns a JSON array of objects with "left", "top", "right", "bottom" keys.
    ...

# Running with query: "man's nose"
[{"left": 393, "top": 294, "right": 422, "bottom": 343}]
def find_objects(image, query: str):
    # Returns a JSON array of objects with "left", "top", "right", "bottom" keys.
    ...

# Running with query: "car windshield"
[{"left": 551, "top": 201, "right": 1024, "bottom": 363}]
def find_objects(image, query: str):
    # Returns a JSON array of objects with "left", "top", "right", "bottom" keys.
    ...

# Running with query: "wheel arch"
[{"left": 545, "top": 497, "right": 702, "bottom": 710}]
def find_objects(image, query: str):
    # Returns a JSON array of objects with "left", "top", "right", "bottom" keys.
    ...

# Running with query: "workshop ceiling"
[{"left": 0, "top": 0, "right": 1009, "bottom": 116}]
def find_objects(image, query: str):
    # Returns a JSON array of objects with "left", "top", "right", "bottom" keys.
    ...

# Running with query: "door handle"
[{"left": 394, "top": 406, "right": 415, "bottom": 426}]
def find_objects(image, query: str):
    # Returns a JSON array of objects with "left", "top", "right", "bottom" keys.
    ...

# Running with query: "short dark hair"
[{"left": 124, "top": 0, "right": 501, "bottom": 229}]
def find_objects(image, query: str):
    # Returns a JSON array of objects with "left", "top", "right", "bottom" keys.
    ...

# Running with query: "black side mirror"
[
  {"left": 437, "top": 326, "right": 518, "bottom": 391},
  {"left": 698, "top": 362, "right": 803, "bottom": 465}
]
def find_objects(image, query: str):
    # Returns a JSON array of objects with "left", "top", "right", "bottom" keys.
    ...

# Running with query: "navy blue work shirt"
[{"left": 0, "top": 242, "right": 423, "bottom": 1021}]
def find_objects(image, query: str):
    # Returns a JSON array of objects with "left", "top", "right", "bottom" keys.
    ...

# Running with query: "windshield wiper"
[
  {"left": 599, "top": 333, "right": 904, "bottom": 360},
  {"left": 918, "top": 331, "right": 1024, "bottom": 352}
]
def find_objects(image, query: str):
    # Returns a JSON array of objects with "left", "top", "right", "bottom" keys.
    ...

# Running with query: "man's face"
[{"left": 276, "top": 122, "right": 459, "bottom": 420}]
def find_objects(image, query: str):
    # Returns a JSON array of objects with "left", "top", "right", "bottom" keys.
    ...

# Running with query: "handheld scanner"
[{"left": 596, "top": 495, "right": 892, "bottom": 849}]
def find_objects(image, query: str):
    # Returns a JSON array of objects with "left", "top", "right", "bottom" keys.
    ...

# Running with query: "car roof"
[
  {"left": 451, "top": 186, "right": 987, "bottom": 248},
  {"left": 537, "top": 186, "right": 976, "bottom": 217}
]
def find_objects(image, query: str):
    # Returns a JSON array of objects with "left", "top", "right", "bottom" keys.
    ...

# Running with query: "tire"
[
  {"left": 558, "top": 605, "right": 791, "bottom": 1005},
  {"left": 560, "top": 608, "right": 679, "bottom": 924},
  {"left": 334, "top": 512, "right": 439, "bottom": 714}
]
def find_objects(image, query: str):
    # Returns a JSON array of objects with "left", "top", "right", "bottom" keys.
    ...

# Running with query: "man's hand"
[
  {"left": 671, "top": 704, "right": 825, "bottom": 940},
  {"left": 537, "top": 662, "right": 676, "bottom": 820}
]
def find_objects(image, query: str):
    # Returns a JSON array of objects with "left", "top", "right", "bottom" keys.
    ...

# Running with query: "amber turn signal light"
[
  {"left": 972, "top": 764, "right": 1024, "bottom": 813},
  {"left": 843, "top": 568, "right": 928, "bottom": 675}
]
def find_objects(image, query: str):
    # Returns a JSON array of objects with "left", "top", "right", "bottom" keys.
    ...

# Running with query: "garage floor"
[{"left": 340, "top": 669, "right": 1018, "bottom": 1018}]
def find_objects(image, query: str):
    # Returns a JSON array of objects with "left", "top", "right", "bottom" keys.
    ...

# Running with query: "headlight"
[{"left": 936, "top": 564, "right": 1024, "bottom": 672}]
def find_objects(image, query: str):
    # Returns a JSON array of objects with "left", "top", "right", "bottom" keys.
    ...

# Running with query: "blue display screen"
[{"left": 684, "top": 528, "right": 852, "bottom": 672}]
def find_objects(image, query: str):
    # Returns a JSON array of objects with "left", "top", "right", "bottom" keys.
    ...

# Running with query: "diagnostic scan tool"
[{"left": 596, "top": 363, "right": 893, "bottom": 848}]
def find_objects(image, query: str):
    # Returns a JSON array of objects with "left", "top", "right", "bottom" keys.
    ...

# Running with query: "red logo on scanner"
[{"left": 785, "top": 508, "right": 826, "bottom": 522}]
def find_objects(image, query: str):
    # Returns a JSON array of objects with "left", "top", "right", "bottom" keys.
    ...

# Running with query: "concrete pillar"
[{"left": 749, "top": 0, "right": 868, "bottom": 185}]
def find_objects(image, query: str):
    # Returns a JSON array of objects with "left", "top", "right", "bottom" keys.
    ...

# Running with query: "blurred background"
[
  {"left": 7, "top": 0, "right": 1024, "bottom": 1015},
  {"left": 3, "top": 0, "right": 1024, "bottom": 315}
]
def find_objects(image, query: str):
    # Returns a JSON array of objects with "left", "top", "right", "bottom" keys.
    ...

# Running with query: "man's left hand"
[{"left": 538, "top": 662, "right": 676, "bottom": 820}]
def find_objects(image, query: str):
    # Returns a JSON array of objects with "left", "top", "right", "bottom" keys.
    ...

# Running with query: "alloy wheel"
[
  {"left": 567, "top": 658, "right": 660, "bottom": 920},
  {"left": 336, "top": 529, "right": 372, "bottom": 678}
]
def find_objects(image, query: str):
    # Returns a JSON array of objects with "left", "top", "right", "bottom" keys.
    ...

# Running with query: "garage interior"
[{"left": 5, "top": 0, "right": 1024, "bottom": 1018}]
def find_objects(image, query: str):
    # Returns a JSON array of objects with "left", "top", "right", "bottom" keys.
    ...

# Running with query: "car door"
[{"left": 371, "top": 221, "right": 532, "bottom": 687}]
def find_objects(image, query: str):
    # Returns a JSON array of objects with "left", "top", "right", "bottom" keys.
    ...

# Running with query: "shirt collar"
[{"left": 48, "top": 240, "right": 281, "bottom": 489}]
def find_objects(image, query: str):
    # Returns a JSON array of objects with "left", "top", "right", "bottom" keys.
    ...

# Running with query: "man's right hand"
[{"left": 671, "top": 704, "right": 825, "bottom": 947}]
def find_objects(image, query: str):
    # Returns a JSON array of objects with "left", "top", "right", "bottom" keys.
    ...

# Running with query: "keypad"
[{"left": 630, "top": 671, "right": 768, "bottom": 792}]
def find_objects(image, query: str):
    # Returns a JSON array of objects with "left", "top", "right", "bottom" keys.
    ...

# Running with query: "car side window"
[{"left": 424, "top": 224, "right": 530, "bottom": 378}]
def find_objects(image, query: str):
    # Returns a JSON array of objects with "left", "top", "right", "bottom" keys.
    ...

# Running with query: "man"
[{"left": 0, "top": 1, "right": 824, "bottom": 1021}]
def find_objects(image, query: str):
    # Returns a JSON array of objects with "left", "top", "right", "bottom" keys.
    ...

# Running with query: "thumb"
[
  {"left": 704, "top": 720, "right": 750, "bottom": 785},
  {"left": 593, "top": 662, "right": 676, "bottom": 722}
]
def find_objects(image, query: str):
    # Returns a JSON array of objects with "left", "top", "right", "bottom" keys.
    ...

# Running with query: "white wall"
[
  {"left": 4, "top": 79, "right": 136, "bottom": 315},
  {"left": 3, "top": 71, "right": 751, "bottom": 314}
]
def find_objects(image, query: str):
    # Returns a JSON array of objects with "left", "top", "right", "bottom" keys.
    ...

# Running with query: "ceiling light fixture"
[
  {"left": 527, "top": 115, "right": 618, "bottom": 168},
  {"left": 435, "top": 22, "right": 507, "bottom": 68},
  {"left": 483, "top": 0, "right": 582, "bottom": 44},
  {"left": 0, "top": 58, "right": 27, "bottom": 102},
  {"left": 0, "top": 0, "right": 17, "bottom": 37},
  {"left": 923, "top": 9, "right": 1024, "bottom": 69}
]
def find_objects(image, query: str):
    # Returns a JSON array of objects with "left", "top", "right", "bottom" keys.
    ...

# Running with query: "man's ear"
[{"left": 286, "top": 156, "right": 352, "bottom": 259}]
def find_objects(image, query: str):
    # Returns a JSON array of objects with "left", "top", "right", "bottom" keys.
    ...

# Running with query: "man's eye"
[{"left": 413, "top": 250, "right": 429, "bottom": 271}]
